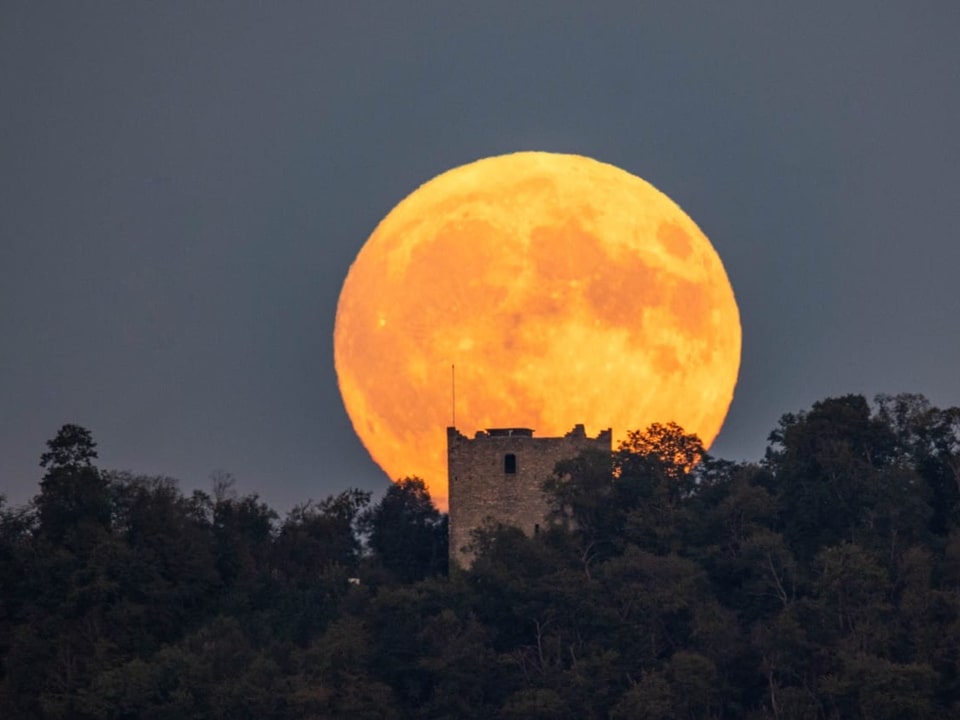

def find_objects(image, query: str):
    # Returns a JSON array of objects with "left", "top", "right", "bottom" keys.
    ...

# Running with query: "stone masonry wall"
[{"left": 447, "top": 424, "right": 611, "bottom": 567}]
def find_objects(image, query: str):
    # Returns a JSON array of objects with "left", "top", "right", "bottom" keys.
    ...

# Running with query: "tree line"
[{"left": 2, "top": 393, "right": 960, "bottom": 718}]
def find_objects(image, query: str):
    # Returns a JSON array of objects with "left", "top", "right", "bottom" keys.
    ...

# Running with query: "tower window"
[{"left": 504, "top": 453, "right": 517, "bottom": 474}]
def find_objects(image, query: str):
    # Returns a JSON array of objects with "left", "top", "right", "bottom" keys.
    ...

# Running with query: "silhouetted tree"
[
  {"left": 35, "top": 424, "right": 111, "bottom": 546},
  {"left": 361, "top": 478, "right": 448, "bottom": 583},
  {"left": 765, "top": 395, "right": 903, "bottom": 562}
]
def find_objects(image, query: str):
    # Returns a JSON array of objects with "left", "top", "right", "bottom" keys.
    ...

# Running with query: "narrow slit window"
[
  {"left": 504, "top": 453, "right": 517, "bottom": 474},
  {"left": 534, "top": 523, "right": 540, "bottom": 536}
]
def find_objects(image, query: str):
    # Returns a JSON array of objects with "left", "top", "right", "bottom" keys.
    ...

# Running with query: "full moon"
[{"left": 335, "top": 152, "right": 740, "bottom": 508}]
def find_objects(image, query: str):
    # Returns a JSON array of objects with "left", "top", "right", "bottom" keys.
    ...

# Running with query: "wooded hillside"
[{"left": 2, "top": 393, "right": 959, "bottom": 718}]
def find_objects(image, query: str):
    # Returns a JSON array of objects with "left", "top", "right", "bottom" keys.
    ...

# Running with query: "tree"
[
  {"left": 599, "top": 547, "right": 707, "bottom": 668},
  {"left": 275, "top": 489, "right": 371, "bottom": 582},
  {"left": 765, "top": 396, "right": 903, "bottom": 562},
  {"left": 106, "top": 472, "right": 219, "bottom": 648},
  {"left": 812, "top": 543, "right": 893, "bottom": 655},
  {"left": 39, "top": 424, "right": 98, "bottom": 472},
  {"left": 270, "top": 490, "right": 372, "bottom": 644},
  {"left": 360, "top": 478, "right": 447, "bottom": 583},
  {"left": 618, "top": 422, "right": 705, "bottom": 483},
  {"left": 211, "top": 487, "right": 277, "bottom": 613},
  {"left": 546, "top": 423, "right": 708, "bottom": 564},
  {"left": 667, "top": 651, "right": 721, "bottom": 720},
  {"left": 609, "top": 671, "right": 673, "bottom": 720},
  {"left": 417, "top": 607, "right": 503, "bottom": 719},
  {"left": 877, "top": 393, "right": 960, "bottom": 535},
  {"left": 0, "top": 496, "right": 35, "bottom": 703},
  {"left": 819, "top": 653, "right": 939, "bottom": 720},
  {"left": 617, "top": 423, "right": 707, "bottom": 555},
  {"left": 544, "top": 448, "right": 618, "bottom": 573},
  {"left": 35, "top": 424, "right": 111, "bottom": 546}
]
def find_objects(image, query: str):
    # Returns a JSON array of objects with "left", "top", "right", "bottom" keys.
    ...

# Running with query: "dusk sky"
[{"left": 2, "top": 2, "right": 959, "bottom": 510}]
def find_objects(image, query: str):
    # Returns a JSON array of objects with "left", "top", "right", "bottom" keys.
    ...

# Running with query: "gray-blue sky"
[{"left": 2, "top": 2, "right": 959, "bottom": 509}]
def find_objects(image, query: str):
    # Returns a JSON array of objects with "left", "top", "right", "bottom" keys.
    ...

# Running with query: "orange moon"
[{"left": 334, "top": 152, "right": 740, "bottom": 508}]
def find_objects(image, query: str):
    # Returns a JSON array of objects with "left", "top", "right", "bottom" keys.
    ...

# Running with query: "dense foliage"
[{"left": 2, "top": 394, "right": 960, "bottom": 718}]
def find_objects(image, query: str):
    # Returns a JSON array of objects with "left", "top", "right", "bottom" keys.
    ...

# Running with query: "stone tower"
[{"left": 447, "top": 424, "right": 611, "bottom": 566}]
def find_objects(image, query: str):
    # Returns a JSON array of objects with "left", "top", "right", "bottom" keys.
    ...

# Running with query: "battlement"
[{"left": 447, "top": 424, "right": 611, "bottom": 566}]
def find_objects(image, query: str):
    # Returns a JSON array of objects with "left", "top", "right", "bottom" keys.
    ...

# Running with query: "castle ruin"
[{"left": 447, "top": 424, "right": 611, "bottom": 566}]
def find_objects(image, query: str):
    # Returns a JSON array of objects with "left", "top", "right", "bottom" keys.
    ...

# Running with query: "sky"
[{"left": 2, "top": 2, "right": 959, "bottom": 511}]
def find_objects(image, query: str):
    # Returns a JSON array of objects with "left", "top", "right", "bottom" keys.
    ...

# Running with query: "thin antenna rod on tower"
[{"left": 451, "top": 364, "right": 456, "bottom": 427}]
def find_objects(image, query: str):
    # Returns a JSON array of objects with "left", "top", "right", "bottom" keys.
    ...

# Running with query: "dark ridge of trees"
[{"left": 2, "top": 393, "right": 960, "bottom": 718}]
